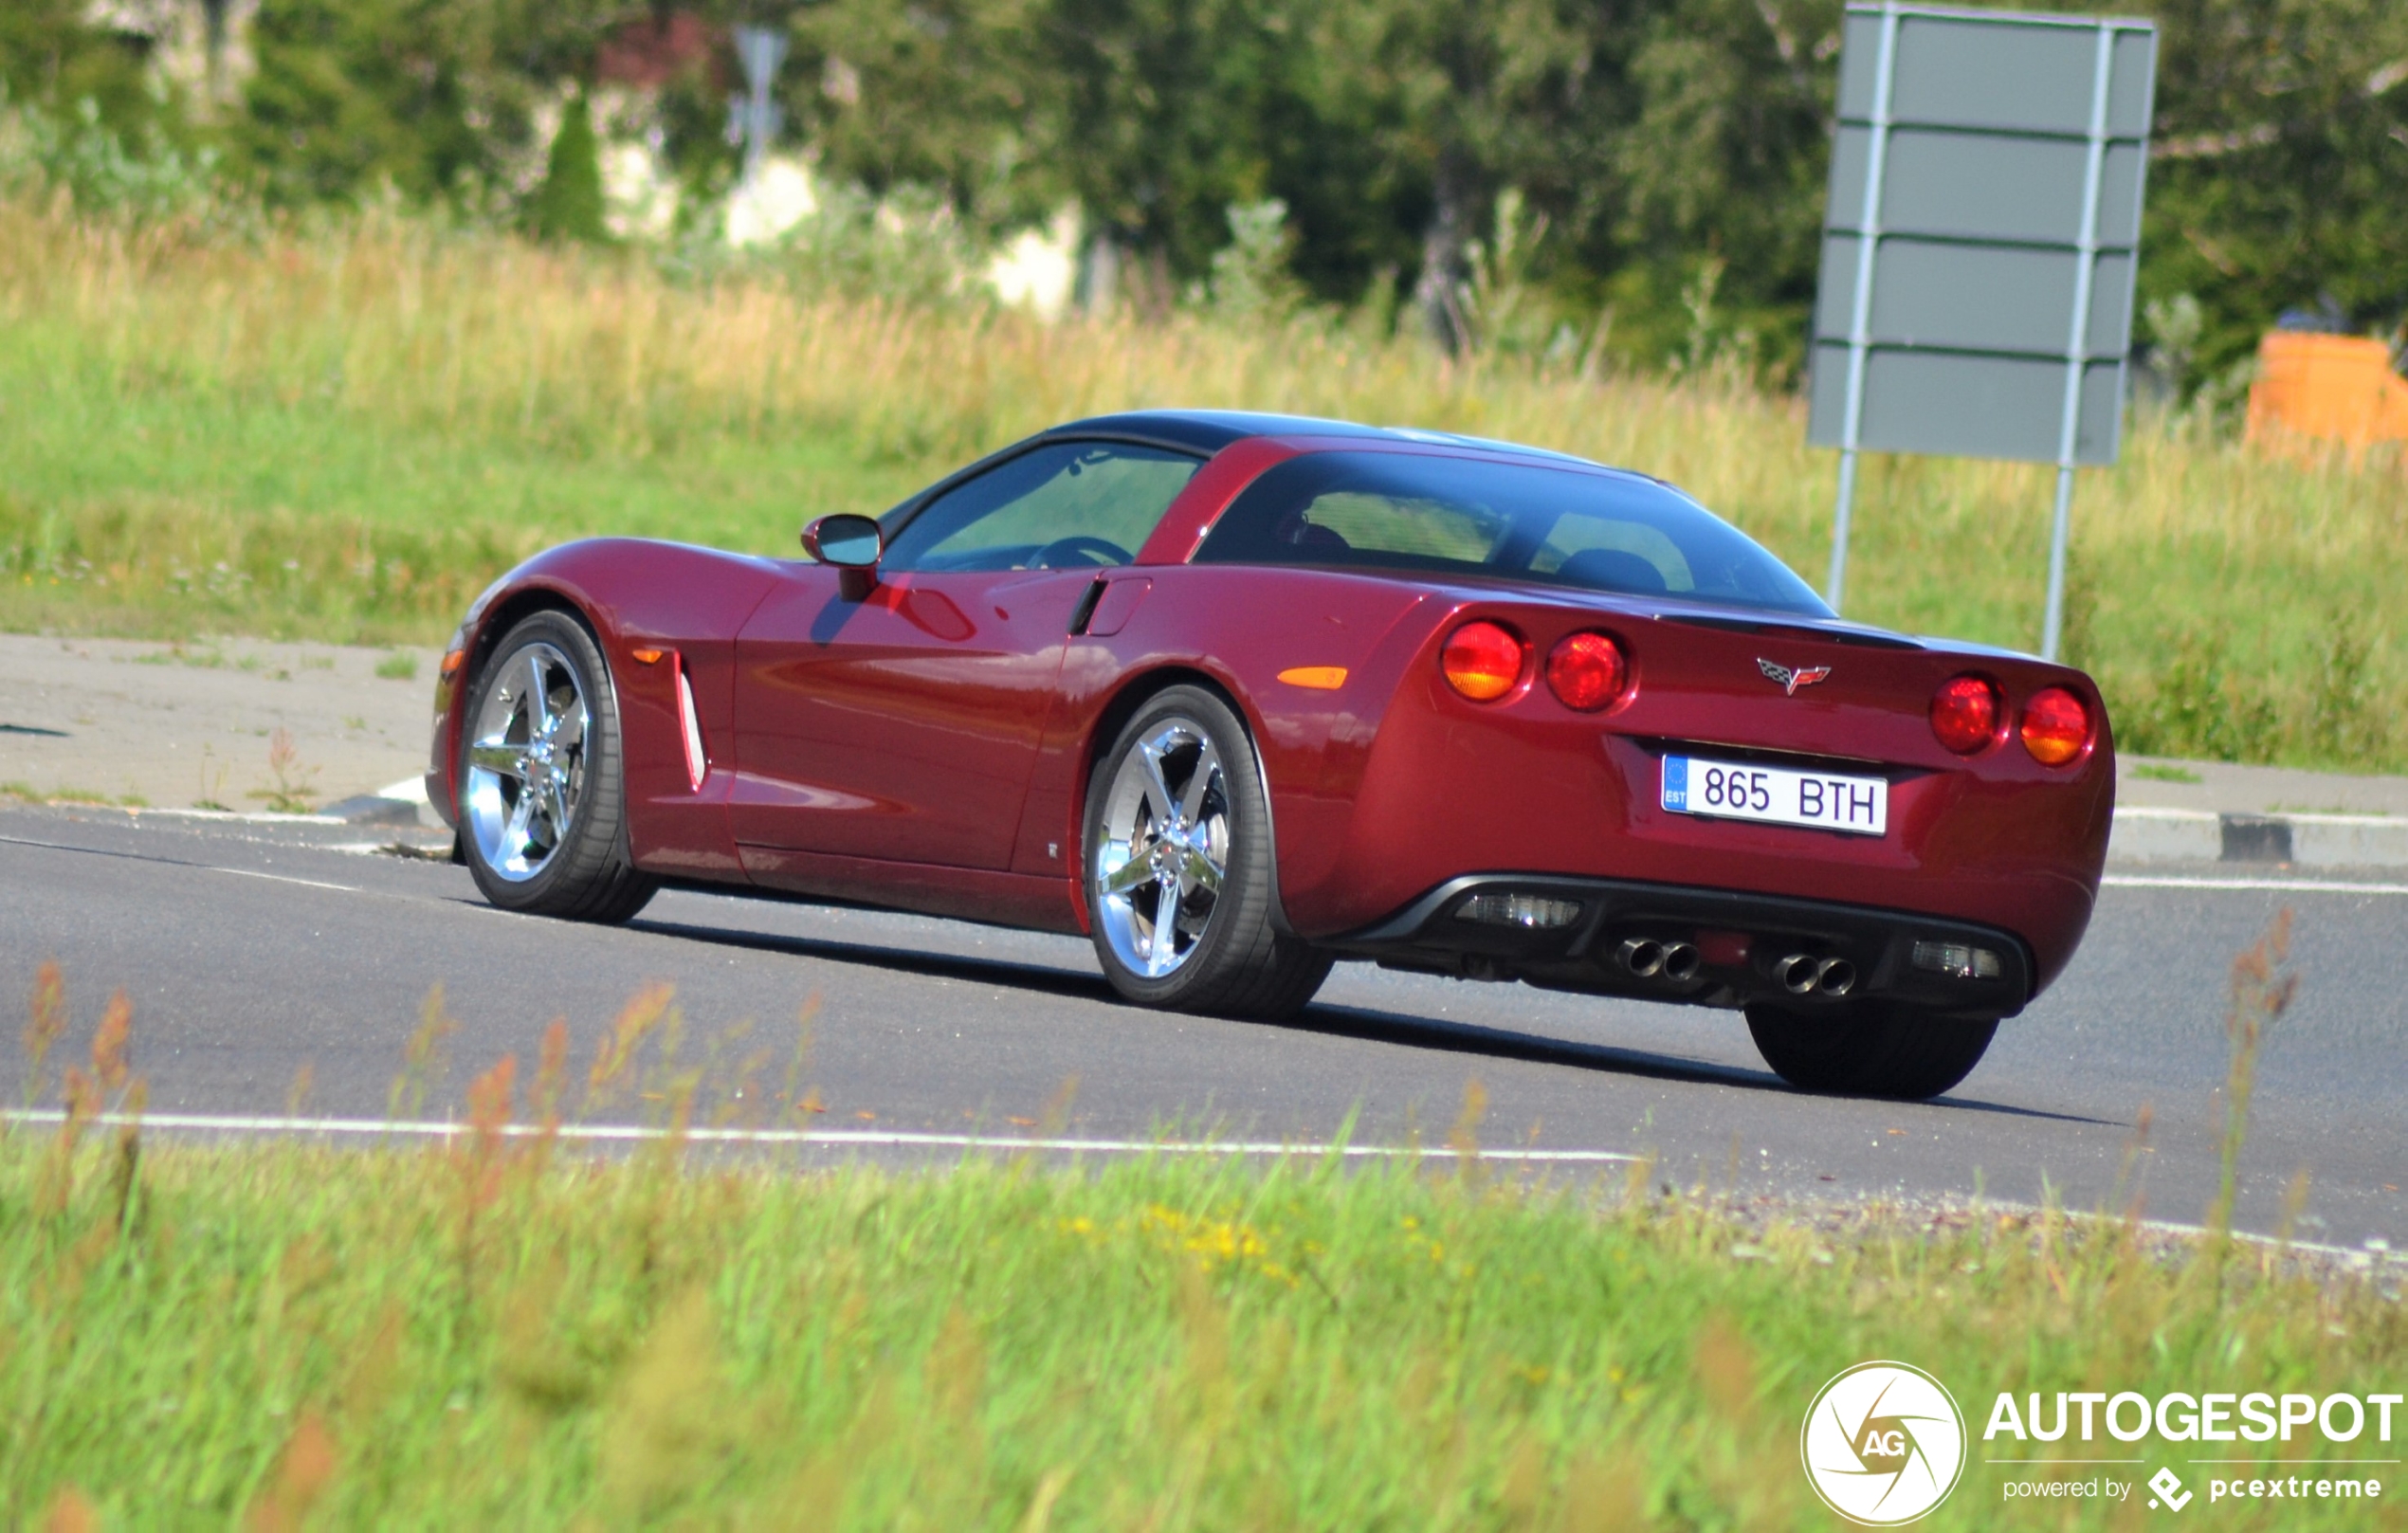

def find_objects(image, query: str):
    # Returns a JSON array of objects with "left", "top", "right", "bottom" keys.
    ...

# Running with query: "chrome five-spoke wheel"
[
  {"left": 1083, "top": 685, "right": 1331, "bottom": 1019},
  {"left": 1093, "top": 718, "right": 1230, "bottom": 976},
  {"left": 465, "top": 641, "right": 590, "bottom": 881},
  {"left": 458, "top": 611, "right": 656, "bottom": 922}
]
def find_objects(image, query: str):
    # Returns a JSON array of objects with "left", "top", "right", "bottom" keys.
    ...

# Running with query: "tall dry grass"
[
  {"left": 4, "top": 952, "right": 2402, "bottom": 1527},
  {"left": 2, "top": 196, "right": 2400, "bottom": 765}
]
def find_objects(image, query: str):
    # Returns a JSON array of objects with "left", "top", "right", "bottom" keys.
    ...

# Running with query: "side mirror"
[{"left": 802, "top": 514, "right": 884, "bottom": 599}]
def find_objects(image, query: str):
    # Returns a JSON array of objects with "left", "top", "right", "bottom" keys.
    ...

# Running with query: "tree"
[
  {"left": 0, "top": 0, "right": 172, "bottom": 132},
  {"left": 791, "top": 0, "right": 1054, "bottom": 233},
  {"left": 228, "top": 0, "right": 619, "bottom": 207},
  {"left": 2141, "top": 0, "right": 2408, "bottom": 384},
  {"left": 529, "top": 90, "right": 606, "bottom": 241}
]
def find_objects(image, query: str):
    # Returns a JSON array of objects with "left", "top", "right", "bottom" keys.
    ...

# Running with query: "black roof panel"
[{"left": 1040, "top": 409, "right": 1605, "bottom": 466}]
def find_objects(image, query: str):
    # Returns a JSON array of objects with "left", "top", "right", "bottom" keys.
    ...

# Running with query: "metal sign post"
[
  {"left": 1825, "top": 4, "right": 1900, "bottom": 615},
  {"left": 1810, "top": 4, "right": 2157, "bottom": 660},
  {"left": 729, "top": 26, "right": 790, "bottom": 192}
]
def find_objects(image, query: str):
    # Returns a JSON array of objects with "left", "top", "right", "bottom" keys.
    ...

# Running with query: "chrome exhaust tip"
[
  {"left": 1616, "top": 938, "right": 1667, "bottom": 978},
  {"left": 1778, "top": 953, "right": 1821, "bottom": 995},
  {"left": 1660, "top": 941, "right": 1702, "bottom": 984},
  {"left": 1815, "top": 958, "right": 1856, "bottom": 996}
]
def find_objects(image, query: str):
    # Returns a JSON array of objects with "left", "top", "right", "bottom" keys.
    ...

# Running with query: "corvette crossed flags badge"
[{"left": 1758, "top": 658, "right": 1833, "bottom": 696}]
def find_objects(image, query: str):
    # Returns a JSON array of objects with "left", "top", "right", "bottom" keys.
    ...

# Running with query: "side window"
[
  {"left": 1283, "top": 492, "right": 1511, "bottom": 566},
  {"left": 881, "top": 442, "right": 1202, "bottom": 574}
]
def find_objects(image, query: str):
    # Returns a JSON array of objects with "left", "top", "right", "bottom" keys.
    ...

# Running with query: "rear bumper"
[{"left": 1323, "top": 873, "right": 2034, "bottom": 1020}]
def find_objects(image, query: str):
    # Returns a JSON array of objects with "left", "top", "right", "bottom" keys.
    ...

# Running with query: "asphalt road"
[{"left": 3, "top": 802, "right": 2402, "bottom": 1247}]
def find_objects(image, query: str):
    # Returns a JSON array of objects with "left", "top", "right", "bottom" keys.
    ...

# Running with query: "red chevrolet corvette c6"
[{"left": 426, "top": 411, "right": 2113, "bottom": 1100}]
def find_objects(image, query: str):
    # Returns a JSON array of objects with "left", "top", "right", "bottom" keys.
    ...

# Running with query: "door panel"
[
  {"left": 731, "top": 437, "right": 1204, "bottom": 868},
  {"left": 731, "top": 566, "right": 1094, "bottom": 867}
]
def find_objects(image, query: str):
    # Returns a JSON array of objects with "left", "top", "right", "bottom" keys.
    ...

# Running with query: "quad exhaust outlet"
[{"left": 1778, "top": 953, "right": 1856, "bottom": 997}]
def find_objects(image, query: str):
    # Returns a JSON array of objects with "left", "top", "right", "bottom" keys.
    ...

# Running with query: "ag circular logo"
[{"left": 1800, "top": 1360, "right": 1967, "bottom": 1525}]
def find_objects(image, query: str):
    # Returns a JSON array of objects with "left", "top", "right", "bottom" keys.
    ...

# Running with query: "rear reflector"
[
  {"left": 2019, "top": 686, "right": 2091, "bottom": 765},
  {"left": 1544, "top": 630, "right": 1629, "bottom": 711},
  {"left": 1912, "top": 940, "right": 2002, "bottom": 980},
  {"left": 1456, "top": 893, "right": 1582, "bottom": 929},
  {"left": 1929, "top": 674, "right": 2000, "bottom": 754},
  {"left": 1441, "top": 621, "right": 1526, "bottom": 702}
]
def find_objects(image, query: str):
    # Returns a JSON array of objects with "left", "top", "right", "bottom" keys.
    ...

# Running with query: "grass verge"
[
  {"left": 2, "top": 197, "right": 2401, "bottom": 770},
  {"left": 6, "top": 936, "right": 2402, "bottom": 1529}
]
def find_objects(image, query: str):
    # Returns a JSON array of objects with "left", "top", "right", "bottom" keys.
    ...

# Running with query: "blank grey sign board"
[
  {"left": 1810, "top": 347, "right": 2126, "bottom": 461},
  {"left": 1809, "top": 4, "right": 2158, "bottom": 466}
]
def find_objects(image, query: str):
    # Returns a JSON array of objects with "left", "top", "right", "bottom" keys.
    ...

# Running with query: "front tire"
[
  {"left": 1744, "top": 1002, "right": 1996, "bottom": 1100},
  {"left": 1084, "top": 686, "right": 1331, "bottom": 1019},
  {"left": 458, "top": 610, "right": 656, "bottom": 923}
]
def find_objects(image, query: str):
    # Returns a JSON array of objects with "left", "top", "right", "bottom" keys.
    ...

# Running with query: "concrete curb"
[{"left": 2110, "top": 806, "right": 2408, "bottom": 867}]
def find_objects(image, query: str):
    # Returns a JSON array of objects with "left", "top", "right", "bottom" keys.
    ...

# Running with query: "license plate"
[{"left": 1660, "top": 755, "right": 1888, "bottom": 836}]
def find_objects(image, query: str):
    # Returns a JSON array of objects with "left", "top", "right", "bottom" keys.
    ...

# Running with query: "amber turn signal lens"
[
  {"left": 2019, "top": 685, "right": 2091, "bottom": 765},
  {"left": 1276, "top": 666, "right": 1347, "bottom": 690},
  {"left": 1929, "top": 674, "right": 2000, "bottom": 754},
  {"left": 1544, "top": 631, "right": 1628, "bottom": 711},
  {"left": 1441, "top": 621, "right": 1525, "bottom": 702}
]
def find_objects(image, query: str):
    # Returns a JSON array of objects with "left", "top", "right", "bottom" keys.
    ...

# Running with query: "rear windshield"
[{"left": 1194, "top": 450, "right": 1830, "bottom": 616}]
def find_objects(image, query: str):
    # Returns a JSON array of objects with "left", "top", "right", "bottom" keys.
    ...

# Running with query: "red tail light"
[
  {"left": 1441, "top": 621, "right": 1526, "bottom": 702},
  {"left": 2020, "top": 686, "right": 2091, "bottom": 765},
  {"left": 1545, "top": 631, "right": 1629, "bottom": 711},
  {"left": 1929, "top": 674, "right": 2000, "bottom": 754}
]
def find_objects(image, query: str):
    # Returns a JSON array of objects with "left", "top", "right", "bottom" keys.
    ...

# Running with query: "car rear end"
[{"left": 1300, "top": 593, "right": 2111, "bottom": 1023}]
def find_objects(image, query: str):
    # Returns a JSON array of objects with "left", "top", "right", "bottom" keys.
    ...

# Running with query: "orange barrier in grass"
[{"left": 2246, "top": 331, "right": 2408, "bottom": 459}]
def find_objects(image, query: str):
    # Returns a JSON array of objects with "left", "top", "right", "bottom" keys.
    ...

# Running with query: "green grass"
[
  {"left": 0, "top": 197, "right": 2399, "bottom": 771},
  {"left": 8, "top": 1126, "right": 2401, "bottom": 1529},
  {"left": 3, "top": 935, "right": 2396, "bottom": 1529}
]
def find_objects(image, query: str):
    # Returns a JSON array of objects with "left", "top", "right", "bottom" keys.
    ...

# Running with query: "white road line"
[
  {"left": 0, "top": 1108, "right": 1638, "bottom": 1163},
  {"left": 2103, "top": 874, "right": 2408, "bottom": 895},
  {"left": 0, "top": 832, "right": 363, "bottom": 893},
  {"left": 212, "top": 867, "right": 361, "bottom": 893},
  {"left": 124, "top": 807, "right": 347, "bottom": 826}
]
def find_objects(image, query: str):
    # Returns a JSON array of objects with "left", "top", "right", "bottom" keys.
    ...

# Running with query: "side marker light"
[{"left": 1277, "top": 666, "right": 1348, "bottom": 690}]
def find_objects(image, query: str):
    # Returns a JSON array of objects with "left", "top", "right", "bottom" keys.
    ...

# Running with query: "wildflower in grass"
[
  {"left": 23, "top": 958, "right": 66, "bottom": 1095},
  {"left": 532, "top": 1016, "right": 570, "bottom": 1158},
  {"left": 248, "top": 1412, "right": 338, "bottom": 1533},
  {"left": 453, "top": 1052, "right": 518, "bottom": 1297},
  {"left": 40, "top": 1485, "right": 99, "bottom": 1532},
  {"left": 587, "top": 979, "right": 674, "bottom": 1112},
  {"left": 388, "top": 984, "right": 457, "bottom": 1121},
  {"left": 90, "top": 988, "right": 131, "bottom": 1094}
]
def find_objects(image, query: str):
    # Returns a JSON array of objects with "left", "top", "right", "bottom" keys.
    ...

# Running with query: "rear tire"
[
  {"left": 1084, "top": 686, "right": 1331, "bottom": 1020},
  {"left": 457, "top": 610, "right": 657, "bottom": 924},
  {"left": 1744, "top": 1002, "right": 1996, "bottom": 1100}
]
